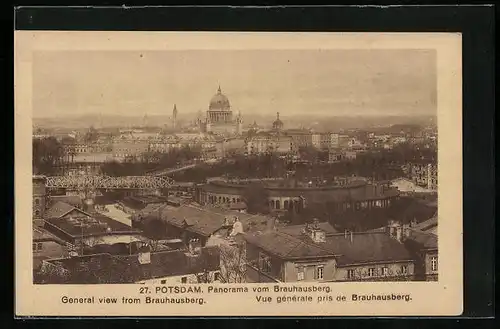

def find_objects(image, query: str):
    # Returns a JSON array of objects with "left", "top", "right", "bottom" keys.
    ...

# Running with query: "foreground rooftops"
[
  {"left": 44, "top": 201, "right": 140, "bottom": 238},
  {"left": 42, "top": 246, "right": 220, "bottom": 284},
  {"left": 245, "top": 228, "right": 413, "bottom": 267},
  {"left": 145, "top": 204, "right": 273, "bottom": 237}
]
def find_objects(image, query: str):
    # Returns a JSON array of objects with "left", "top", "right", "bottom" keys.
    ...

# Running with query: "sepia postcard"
[{"left": 15, "top": 31, "right": 462, "bottom": 317}]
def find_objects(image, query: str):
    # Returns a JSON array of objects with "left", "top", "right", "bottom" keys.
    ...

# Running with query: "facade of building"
[
  {"left": 246, "top": 133, "right": 296, "bottom": 156},
  {"left": 200, "top": 86, "right": 243, "bottom": 135},
  {"left": 404, "top": 216, "right": 438, "bottom": 281},
  {"left": 33, "top": 227, "right": 68, "bottom": 269},
  {"left": 112, "top": 140, "right": 150, "bottom": 160}
]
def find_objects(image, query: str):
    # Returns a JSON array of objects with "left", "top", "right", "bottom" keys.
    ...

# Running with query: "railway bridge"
[{"left": 45, "top": 175, "right": 176, "bottom": 190}]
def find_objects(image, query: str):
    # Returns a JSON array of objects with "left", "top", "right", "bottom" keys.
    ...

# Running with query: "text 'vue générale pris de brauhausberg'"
[{"left": 59, "top": 284, "right": 413, "bottom": 306}]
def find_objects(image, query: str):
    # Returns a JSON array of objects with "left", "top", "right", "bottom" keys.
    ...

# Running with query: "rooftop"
[
  {"left": 33, "top": 227, "right": 66, "bottom": 244},
  {"left": 147, "top": 204, "right": 273, "bottom": 237},
  {"left": 245, "top": 229, "right": 413, "bottom": 266},
  {"left": 44, "top": 202, "right": 140, "bottom": 238},
  {"left": 43, "top": 247, "right": 220, "bottom": 283},
  {"left": 406, "top": 230, "right": 438, "bottom": 250}
]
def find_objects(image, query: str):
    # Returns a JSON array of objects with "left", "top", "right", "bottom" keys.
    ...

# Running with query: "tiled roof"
[
  {"left": 151, "top": 205, "right": 272, "bottom": 237},
  {"left": 45, "top": 208, "right": 140, "bottom": 238},
  {"left": 319, "top": 232, "right": 413, "bottom": 267},
  {"left": 121, "top": 246, "right": 220, "bottom": 280},
  {"left": 406, "top": 230, "right": 438, "bottom": 250},
  {"left": 33, "top": 227, "right": 66, "bottom": 244},
  {"left": 245, "top": 230, "right": 413, "bottom": 266},
  {"left": 244, "top": 231, "right": 336, "bottom": 259},
  {"left": 45, "top": 201, "right": 88, "bottom": 219},
  {"left": 44, "top": 247, "right": 220, "bottom": 283},
  {"left": 412, "top": 216, "right": 438, "bottom": 232},
  {"left": 278, "top": 222, "right": 338, "bottom": 237}
]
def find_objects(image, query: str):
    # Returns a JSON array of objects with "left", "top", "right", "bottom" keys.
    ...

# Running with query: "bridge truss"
[{"left": 45, "top": 175, "right": 175, "bottom": 190}]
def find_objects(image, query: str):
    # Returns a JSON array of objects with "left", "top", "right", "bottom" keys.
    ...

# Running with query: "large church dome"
[{"left": 209, "top": 86, "right": 231, "bottom": 111}]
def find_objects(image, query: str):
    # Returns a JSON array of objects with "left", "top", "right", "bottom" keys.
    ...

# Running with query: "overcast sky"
[{"left": 33, "top": 49, "right": 436, "bottom": 118}]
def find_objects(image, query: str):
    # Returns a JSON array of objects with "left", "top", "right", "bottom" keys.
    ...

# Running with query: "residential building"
[
  {"left": 37, "top": 243, "right": 221, "bottom": 284},
  {"left": 404, "top": 216, "right": 438, "bottom": 281},
  {"left": 244, "top": 220, "right": 415, "bottom": 283},
  {"left": 33, "top": 227, "right": 68, "bottom": 270},
  {"left": 42, "top": 201, "right": 143, "bottom": 253}
]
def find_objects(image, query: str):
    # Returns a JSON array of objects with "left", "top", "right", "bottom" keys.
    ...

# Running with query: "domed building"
[
  {"left": 272, "top": 112, "right": 284, "bottom": 131},
  {"left": 201, "top": 86, "right": 243, "bottom": 135}
]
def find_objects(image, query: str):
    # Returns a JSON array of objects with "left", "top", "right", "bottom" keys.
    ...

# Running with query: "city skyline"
[{"left": 33, "top": 49, "right": 437, "bottom": 118}]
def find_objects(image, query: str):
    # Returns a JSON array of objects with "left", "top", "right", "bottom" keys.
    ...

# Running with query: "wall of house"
[
  {"left": 333, "top": 261, "right": 415, "bottom": 282},
  {"left": 33, "top": 240, "right": 67, "bottom": 269},
  {"left": 283, "top": 258, "right": 337, "bottom": 282},
  {"left": 424, "top": 250, "right": 438, "bottom": 281}
]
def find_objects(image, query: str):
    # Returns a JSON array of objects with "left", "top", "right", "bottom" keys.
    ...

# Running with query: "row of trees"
[{"left": 100, "top": 145, "right": 202, "bottom": 177}]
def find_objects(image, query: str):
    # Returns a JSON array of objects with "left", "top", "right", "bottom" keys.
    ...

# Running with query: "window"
[
  {"left": 297, "top": 267, "right": 304, "bottom": 281},
  {"left": 34, "top": 199, "right": 40, "bottom": 205},
  {"left": 181, "top": 277, "right": 187, "bottom": 283},
  {"left": 401, "top": 265, "right": 408, "bottom": 275},
  {"left": 367, "top": 268, "right": 376, "bottom": 277},
  {"left": 34, "top": 210, "right": 40, "bottom": 218},
  {"left": 214, "top": 272, "right": 220, "bottom": 281},
  {"left": 381, "top": 267, "right": 389, "bottom": 276},
  {"left": 315, "top": 266, "right": 324, "bottom": 280},
  {"left": 347, "top": 269, "right": 355, "bottom": 280},
  {"left": 33, "top": 242, "right": 42, "bottom": 252},
  {"left": 431, "top": 256, "right": 438, "bottom": 272},
  {"left": 160, "top": 280, "right": 167, "bottom": 284}
]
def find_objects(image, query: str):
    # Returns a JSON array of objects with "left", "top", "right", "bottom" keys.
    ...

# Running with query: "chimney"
[
  {"left": 395, "top": 226, "right": 403, "bottom": 242},
  {"left": 350, "top": 231, "right": 353, "bottom": 243},
  {"left": 138, "top": 249, "right": 151, "bottom": 265},
  {"left": 188, "top": 238, "right": 202, "bottom": 255},
  {"left": 304, "top": 220, "right": 325, "bottom": 243}
]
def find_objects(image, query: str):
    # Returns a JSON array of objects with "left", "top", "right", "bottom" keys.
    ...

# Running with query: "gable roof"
[
  {"left": 45, "top": 201, "right": 92, "bottom": 219},
  {"left": 245, "top": 230, "right": 413, "bottom": 266},
  {"left": 244, "top": 231, "right": 336, "bottom": 259}
]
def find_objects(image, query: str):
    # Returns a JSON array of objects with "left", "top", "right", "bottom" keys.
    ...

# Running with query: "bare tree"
[{"left": 218, "top": 242, "right": 247, "bottom": 283}]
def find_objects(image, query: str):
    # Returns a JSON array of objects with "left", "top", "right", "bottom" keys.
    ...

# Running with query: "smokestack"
[{"left": 350, "top": 231, "right": 353, "bottom": 243}]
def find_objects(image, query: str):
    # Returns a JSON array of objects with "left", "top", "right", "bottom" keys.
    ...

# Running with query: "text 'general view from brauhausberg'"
[{"left": 31, "top": 49, "right": 438, "bottom": 285}]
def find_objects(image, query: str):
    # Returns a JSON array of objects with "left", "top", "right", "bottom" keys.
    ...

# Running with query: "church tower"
[
  {"left": 236, "top": 111, "right": 243, "bottom": 135},
  {"left": 172, "top": 104, "right": 178, "bottom": 129},
  {"left": 32, "top": 175, "right": 47, "bottom": 227}
]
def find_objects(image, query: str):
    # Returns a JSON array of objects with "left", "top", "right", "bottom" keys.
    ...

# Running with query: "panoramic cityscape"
[{"left": 32, "top": 49, "right": 438, "bottom": 284}]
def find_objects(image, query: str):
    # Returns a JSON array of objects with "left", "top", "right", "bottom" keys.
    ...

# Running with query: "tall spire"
[
  {"left": 277, "top": 112, "right": 280, "bottom": 119},
  {"left": 217, "top": 85, "right": 222, "bottom": 94}
]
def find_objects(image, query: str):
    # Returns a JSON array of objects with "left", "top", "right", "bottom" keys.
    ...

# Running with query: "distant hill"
[{"left": 33, "top": 112, "right": 436, "bottom": 131}]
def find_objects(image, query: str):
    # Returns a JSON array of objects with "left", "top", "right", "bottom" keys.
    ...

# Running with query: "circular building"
[{"left": 194, "top": 177, "right": 400, "bottom": 214}]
